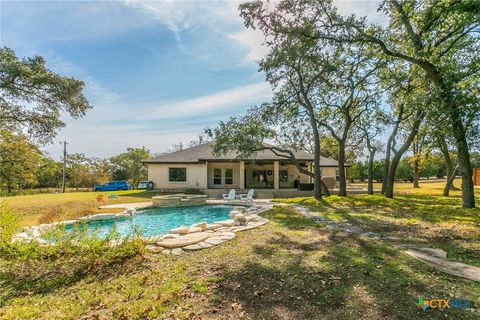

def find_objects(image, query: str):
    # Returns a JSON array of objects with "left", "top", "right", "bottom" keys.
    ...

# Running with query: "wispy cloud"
[
  {"left": 100, "top": 81, "right": 272, "bottom": 123},
  {"left": 44, "top": 81, "right": 272, "bottom": 157},
  {"left": 122, "top": 0, "right": 267, "bottom": 66},
  {"left": 228, "top": 29, "right": 268, "bottom": 63},
  {"left": 1, "top": 1, "right": 155, "bottom": 47},
  {"left": 43, "top": 52, "right": 120, "bottom": 106}
]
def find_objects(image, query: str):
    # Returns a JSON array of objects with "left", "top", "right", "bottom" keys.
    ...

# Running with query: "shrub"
[
  {"left": 184, "top": 188, "right": 204, "bottom": 195},
  {"left": 0, "top": 205, "right": 19, "bottom": 249},
  {"left": 1, "top": 216, "right": 144, "bottom": 261}
]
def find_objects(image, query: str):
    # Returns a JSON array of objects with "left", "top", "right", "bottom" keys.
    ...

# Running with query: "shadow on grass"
[
  {"left": 0, "top": 251, "right": 143, "bottom": 307},
  {"left": 262, "top": 206, "right": 319, "bottom": 229},
  {"left": 280, "top": 194, "right": 480, "bottom": 225},
  {"left": 212, "top": 210, "right": 478, "bottom": 319}
]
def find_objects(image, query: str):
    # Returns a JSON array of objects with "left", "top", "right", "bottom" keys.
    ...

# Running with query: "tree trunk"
[
  {"left": 337, "top": 141, "right": 347, "bottom": 196},
  {"left": 443, "top": 95, "right": 474, "bottom": 206},
  {"left": 443, "top": 165, "right": 459, "bottom": 197},
  {"left": 413, "top": 157, "right": 420, "bottom": 188},
  {"left": 420, "top": 63, "right": 475, "bottom": 208},
  {"left": 367, "top": 148, "right": 375, "bottom": 195},
  {"left": 385, "top": 110, "right": 424, "bottom": 198},
  {"left": 310, "top": 114, "right": 322, "bottom": 200},
  {"left": 382, "top": 104, "right": 404, "bottom": 194},
  {"left": 382, "top": 138, "right": 392, "bottom": 194},
  {"left": 437, "top": 135, "right": 459, "bottom": 196},
  {"left": 454, "top": 129, "right": 475, "bottom": 207}
]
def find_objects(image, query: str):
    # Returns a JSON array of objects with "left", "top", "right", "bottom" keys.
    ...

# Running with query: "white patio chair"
[
  {"left": 222, "top": 189, "right": 236, "bottom": 201},
  {"left": 240, "top": 189, "right": 255, "bottom": 202}
]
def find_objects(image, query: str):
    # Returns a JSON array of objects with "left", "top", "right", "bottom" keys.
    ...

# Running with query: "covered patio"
[{"left": 206, "top": 160, "right": 319, "bottom": 190}]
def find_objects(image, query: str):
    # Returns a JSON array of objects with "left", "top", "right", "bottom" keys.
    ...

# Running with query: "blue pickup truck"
[{"left": 94, "top": 180, "right": 131, "bottom": 192}]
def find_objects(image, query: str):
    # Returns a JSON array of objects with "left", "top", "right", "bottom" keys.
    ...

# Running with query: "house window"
[
  {"left": 225, "top": 168, "right": 233, "bottom": 185},
  {"left": 253, "top": 170, "right": 266, "bottom": 182},
  {"left": 280, "top": 170, "right": 288, "bottom": 182},
  {"left": 213, "top": 168, "right": 222, "bottom": 185},
  {"left": 169, "top": 168, "right": 186, "bottom": 182}
]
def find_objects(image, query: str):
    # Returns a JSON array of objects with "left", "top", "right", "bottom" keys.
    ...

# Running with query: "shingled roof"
[{"left": 143, "top": 141, "right": 343, "bottom": 167}]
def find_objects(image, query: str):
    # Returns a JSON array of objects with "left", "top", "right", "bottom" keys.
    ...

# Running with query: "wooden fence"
[{"left": 474, "top": 168, "right": 480, "bottom": 186}]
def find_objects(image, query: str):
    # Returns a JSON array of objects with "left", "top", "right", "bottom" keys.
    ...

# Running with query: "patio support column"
[
  {"left": 239, "top": 161, "right": 245, "bottom": 189},
  {"left": 274, "top": 161, "right": 280, "bottom": 189}
]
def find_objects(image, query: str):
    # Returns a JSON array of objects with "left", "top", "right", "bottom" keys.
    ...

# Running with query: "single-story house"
[{"left": 142, "top": 142, "right": 346, "bottom": 193}]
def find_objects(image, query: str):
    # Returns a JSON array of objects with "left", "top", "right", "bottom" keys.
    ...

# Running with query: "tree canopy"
[{"left": 0, "top": 47, "right": 92, "bottom": 144}]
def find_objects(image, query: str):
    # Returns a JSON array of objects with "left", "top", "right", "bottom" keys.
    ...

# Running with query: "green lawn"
[
  {"left": 1, "top": 182, "right": 480, "bottom": 319},
  {"left": 276, "top": 185, "right": 480, "bottom": 268}
]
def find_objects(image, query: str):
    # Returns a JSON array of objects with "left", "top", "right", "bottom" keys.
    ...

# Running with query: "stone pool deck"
[{"left": 144, "top": 204, "right": 271, "bottom": 255}]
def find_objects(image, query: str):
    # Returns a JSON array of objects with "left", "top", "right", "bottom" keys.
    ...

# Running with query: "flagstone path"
[{"left": 293, "top": 205, "right": 480, "bottom": 282}]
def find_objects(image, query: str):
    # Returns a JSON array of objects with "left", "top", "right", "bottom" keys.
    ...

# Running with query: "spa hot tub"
[{"left": 152, "top": 194, "right": 207, "bottom": 208}]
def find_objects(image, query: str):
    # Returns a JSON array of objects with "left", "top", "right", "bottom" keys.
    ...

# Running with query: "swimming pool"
[{"left": 63, "top": 205, "right": 234, "bottom": 238}]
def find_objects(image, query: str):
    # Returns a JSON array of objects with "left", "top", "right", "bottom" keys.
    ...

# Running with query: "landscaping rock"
[
  {"left": 145, "top": 244, "right": 164, "bottom": 253},
  {"left": 171, "top": 248, "right": 184, "bottom": 255},
  {"left": 192, "top": 223, "right": 207, "bottom": 231},
  {"left": 218, "top": 219, "right": 236, "bottom": 227},
  {"left": 170, "top": 226, "right": 190, "bottom": 235},
  {"left": 229, "top": 210, "right": 242, "bottom": 218},
  {"left": 217, "top": 231, "right": 235, "bottom": 240},
  {"left": 157, "top": 232, "right": 210, "bottom": 248},
  {"left": 58, "top": 220, "right": 78, "bottom": 226},
  {"left": 182, "top": 244, "right": 203, "bottom": 251},
  {"left": 197, "top": 241, "right": 214, "bottom": 248},
  {"left": 187, "top": 227, "right": 203, "bottom": 233},
  {"left": 161, "top": 249, "right": 171, "bottom": 255},
  {"left": 83, "top": 213, "right": 119, "bottom": 221},
  {"left": 206, "top": 223, "right": 222, "bottom": 230},
  {"left": 233, "top": 213, "right": 246, "bottom": 221},
  {"left": 417, "top": 247, "right": 448, "bottom": 259},
  {"left": 11, "top": 232, "right": 30, "bottom": 242},
  {"left": 163, "top": 233, "right": 180, "bottom": 239},
  {"left": 204, "top": 238, "right": 226, "bottom": 245},
  {"left": 406, "top": 249, "right": 480, "bottom": 282}
]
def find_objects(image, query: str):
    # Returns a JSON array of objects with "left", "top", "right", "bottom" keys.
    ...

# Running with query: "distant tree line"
[{"left": 0, "top": 129, "right": 150, "bottom": 194}]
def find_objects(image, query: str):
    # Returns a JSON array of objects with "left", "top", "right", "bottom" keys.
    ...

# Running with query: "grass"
[
  {"left": 0, "top": 180, "right": 479, "bottom": 319},
  {"left": 276, "top": 180, "right": 480, "bottom": 267},
  {"left": 1, "top": 205, "right": 479, "bottom": 319},
  {"left": 1, "top": 190, "right": 156, "bottom": 226}
]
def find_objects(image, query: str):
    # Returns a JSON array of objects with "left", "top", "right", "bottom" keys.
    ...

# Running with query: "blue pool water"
[{"left": 64, "top": 205, "right": 234, "bottom": 238}]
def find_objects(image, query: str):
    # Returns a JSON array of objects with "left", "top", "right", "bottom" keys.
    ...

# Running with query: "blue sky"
[{"left": 1, "top": 0, "right": 384, "bottom": 159}]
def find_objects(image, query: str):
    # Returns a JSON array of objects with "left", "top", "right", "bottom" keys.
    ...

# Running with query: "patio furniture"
[
  {"left": 240, "top": 189, "right": 255, "bottom": 202},
  {"left": 223, "top": 189, "right": 236, "bottom": 201}
]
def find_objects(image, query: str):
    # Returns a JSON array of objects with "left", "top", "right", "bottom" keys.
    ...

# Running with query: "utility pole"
[{"left": 61, "top": 140, "right": 67, "bottom": 193}]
